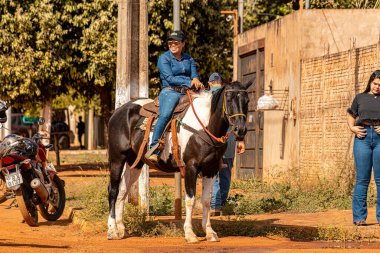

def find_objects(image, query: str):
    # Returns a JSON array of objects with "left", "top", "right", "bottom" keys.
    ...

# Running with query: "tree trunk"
[
  {"left": 39, "top": 100, "right": 53, "bottom": 145},
  {"left": 99, "top": 85, "right": 113, "bottom": 148}
]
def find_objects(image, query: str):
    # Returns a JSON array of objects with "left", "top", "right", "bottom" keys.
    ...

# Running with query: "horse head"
[{"left": 222, "top": 79, "right": 253, "bottom": 141}]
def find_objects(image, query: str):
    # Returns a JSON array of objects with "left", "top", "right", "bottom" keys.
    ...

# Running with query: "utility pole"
[
  {"left": 238, "top": 0, "right": 244, "bottom": 34},
  {"left": 305, "top": 0, "right": 310, "bottom": 9},
  {"left": 116, "top": 0, "right": 149, "bottom": 211},
  {"left": 173, "top": 0, "right": 182, "bottom": 221},
  {"left": 221, "top": 10, "right": 238, "bottom": 80}
]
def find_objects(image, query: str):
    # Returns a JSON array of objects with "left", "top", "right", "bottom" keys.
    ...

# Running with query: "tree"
[{"left": 148, "top": 0, "right": 234, "bottom": 92}]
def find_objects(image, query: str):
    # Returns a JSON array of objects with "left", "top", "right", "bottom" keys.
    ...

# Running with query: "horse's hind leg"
[
  {"left": 107, "top": 158, "right": 126, "bottom": 240},
  {"left": 201, "top": 176, "right": 219, "bottom": 242},
  {"left": 108, "top": 157, "right": 142, "bottom": 240}
]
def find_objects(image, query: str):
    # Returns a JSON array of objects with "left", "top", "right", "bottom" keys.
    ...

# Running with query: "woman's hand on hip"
[
  {"left": 375, "top": 126, "right": 380, "bottom": 135},
  {"left": 350, "top": 126, "right": 367, "bottom": 138},
  {"left": 191, "top": 78, "right": 204, "bottom": 90}
]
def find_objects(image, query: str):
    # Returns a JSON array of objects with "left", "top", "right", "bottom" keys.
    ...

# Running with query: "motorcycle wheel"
[
  {"left": 38, "top": 175, "right": 66, "bottom": 221},
  {"left": 15, "top": 185, "right": 39, "bottom": 226}
]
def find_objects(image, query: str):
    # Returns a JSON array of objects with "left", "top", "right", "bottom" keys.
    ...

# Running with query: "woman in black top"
[{"left": 348, "top": 70, "right": 380, "bottom": 226}]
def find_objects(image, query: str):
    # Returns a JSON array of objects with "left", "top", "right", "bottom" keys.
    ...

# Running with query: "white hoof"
[
  {"left": 206, "top": 232, "right": 220, "bottom": 242},
  {"left": 107, "top": 229, "right": 122, "bottom": 240},
  {"left": 185, "top": 234, "right": 199, "bottom": 244},
  {"left": 117, "top": 226, "right": 126, "bottom": 239}
]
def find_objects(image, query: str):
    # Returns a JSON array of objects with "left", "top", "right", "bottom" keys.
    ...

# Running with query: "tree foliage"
[
  {"left": 0, "top": 0, "right": 81, "bottom": 109},
  {"left": 1, "top": 0, "right": 378, "bottom": 113},
  {"left": 148, "top": 0, "right": 234, "bottom": 90}
]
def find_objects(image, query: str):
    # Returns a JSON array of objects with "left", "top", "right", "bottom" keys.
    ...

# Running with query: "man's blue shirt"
[{"left": 157, "top": 50, "right": 199, "bottom": 88}]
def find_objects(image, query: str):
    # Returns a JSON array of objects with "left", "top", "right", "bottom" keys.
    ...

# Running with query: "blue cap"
[{"left": 208, "top": 72, "right": 222, "bottom": 83}]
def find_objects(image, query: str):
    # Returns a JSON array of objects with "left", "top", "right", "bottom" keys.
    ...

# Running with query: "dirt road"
[{"left": 0, "top": 169, "right": 380, "bottom": 252}]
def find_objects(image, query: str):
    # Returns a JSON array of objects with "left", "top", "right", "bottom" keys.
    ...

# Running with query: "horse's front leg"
[
  {"left": 183, "top": 163, "right": 199, "bottom": 243},
  {"left": 201, "top": 176, "right": 219, "bottom": 242}
]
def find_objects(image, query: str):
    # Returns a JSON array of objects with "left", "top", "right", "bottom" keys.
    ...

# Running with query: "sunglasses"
[{"left": 168, "top": 41, "right": 182, "bottom": 47}]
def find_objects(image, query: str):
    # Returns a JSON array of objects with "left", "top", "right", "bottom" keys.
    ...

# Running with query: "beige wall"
[{"left": 236, "top": 9, "right": 380, "bottom": 181}]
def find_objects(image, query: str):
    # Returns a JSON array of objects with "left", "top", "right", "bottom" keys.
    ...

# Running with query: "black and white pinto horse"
[{"left": 107, "top": 80, "right": 252, "bottom": 242}]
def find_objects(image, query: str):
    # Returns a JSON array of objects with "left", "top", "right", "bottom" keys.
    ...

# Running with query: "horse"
[{"left": 107, "top": 79, "right": 252, "bottom": 243}]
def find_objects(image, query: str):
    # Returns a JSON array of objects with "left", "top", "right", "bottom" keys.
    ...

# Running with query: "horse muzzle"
[{"left": 233, "top": 125, "right": 247, "bottom": 141}]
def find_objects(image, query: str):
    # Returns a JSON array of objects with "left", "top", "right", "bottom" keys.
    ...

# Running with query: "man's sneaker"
[
  {"left": 148, "top": 153, "right": 158, "bottom": 163},
  {"left": 210, "top": 210, "right": 221, "bottom": 217}
]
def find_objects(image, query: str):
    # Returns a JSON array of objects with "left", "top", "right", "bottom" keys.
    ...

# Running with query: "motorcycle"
[{"left": 0, "top": 101, "right": 66, "bottom": 226}]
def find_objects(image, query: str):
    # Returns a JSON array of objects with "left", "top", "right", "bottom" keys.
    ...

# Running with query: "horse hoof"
[
  {"left": 206, "top": 233, "right": 220, "bottom": 242},
  {"left": 117, "top": 227, "right": 126, "bottom": 239},
  {"left": 185, "top": 235, "right": 199, "bottom": 244},
  {"left": 107, "top": 230, "right": 122, "bottom": 240}
]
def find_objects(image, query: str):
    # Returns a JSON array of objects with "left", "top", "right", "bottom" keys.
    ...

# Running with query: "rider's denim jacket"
[{"left": 157, "top": 50, "right": 199, "bottom": 88}]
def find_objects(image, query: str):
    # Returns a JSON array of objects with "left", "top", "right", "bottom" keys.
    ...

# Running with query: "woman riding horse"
[
  {"left": 107, "top": 77, "right": 252, "bottom": 242},
  {"left": 149, "top": 30, "right": 204, "bottom": 163}
]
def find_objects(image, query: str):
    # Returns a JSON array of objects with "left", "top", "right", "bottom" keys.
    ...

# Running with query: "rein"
[{"left": 186, "top": 89, "right": 247, "bottom": 144}]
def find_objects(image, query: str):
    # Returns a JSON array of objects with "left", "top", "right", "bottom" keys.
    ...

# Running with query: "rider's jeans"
[
  {"left": 150, "top": 88, "right": 183, "bottom": 150},
  {"left": 352, "top": 125, "right": 380, "bottom": 223}
]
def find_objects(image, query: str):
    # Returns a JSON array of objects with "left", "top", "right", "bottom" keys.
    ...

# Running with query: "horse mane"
[{"left": 211, "top": 86, "right": 225, "bottom": 113}]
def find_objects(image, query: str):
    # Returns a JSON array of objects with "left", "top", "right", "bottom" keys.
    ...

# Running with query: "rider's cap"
[
  {"left": 208, "top": 72, "right": 222, "bottom": 83},
  {"left": 168, "top": 30, "right": 186, "bottom": 42}
]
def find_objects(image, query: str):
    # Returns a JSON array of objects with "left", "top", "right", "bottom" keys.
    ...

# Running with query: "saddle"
[
  {"left": 132, "top": 93, "right": 192, "bottom": 176},
  {"left": 139, "top": 95, "right": 190, "bottom": 118}
]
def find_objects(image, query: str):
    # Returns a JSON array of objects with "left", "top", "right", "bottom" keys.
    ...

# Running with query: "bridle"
[
  {"left": 223, "top": 89, "right": 248, "bottom": 124},
  {"left": 186, "top": 88, "right": 248, "bottom": 144}
]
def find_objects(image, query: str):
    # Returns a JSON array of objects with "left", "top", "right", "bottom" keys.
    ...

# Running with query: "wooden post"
[
  {"left": 53, "top": 133, "right": 60, "bottom": 166},
  {"left": 87, "top": 107, "right": 94, "bottom": 150},
  {"left": 138, "top": 0, "right": 149, "bottom": 212},
  {"left": 173, "top": 0, "right": 182, "bottom": 221}
]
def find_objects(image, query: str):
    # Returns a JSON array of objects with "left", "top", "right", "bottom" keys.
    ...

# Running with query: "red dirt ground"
[{"left": 0, "top": 169, "right": 380, "bottom": 252}]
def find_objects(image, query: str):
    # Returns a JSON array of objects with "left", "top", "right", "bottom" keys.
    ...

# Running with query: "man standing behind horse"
[
  {"left": 148, "top": 30, "right": 204, "bottom": 162},
  {"left": 207, "top": 72, "right": 246, "bottom": 216}
]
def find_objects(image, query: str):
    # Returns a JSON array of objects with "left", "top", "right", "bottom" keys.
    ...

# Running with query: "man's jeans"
[
  {"left": 150, "top": 88, "right": 183, "bottom": 149},
  {"left": 211, "top": 158, "right": 233, "bottom": 210},
  {"left": 352, "top": 125, "right": 380, "bottom": 223}
]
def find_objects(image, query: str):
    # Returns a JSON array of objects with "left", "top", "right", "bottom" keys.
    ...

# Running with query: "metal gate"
[{"left": 236, "top": 39, "right": 265, "bottom": 179}]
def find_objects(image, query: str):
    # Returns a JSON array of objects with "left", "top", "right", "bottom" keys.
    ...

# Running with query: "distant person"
[
  {"left": 207, "top": 72, "right": 246, "bottom": 216},
  {"left": 77, "top": 116, "right": 85, "bottom": 150},
  {"left": 347, "top": 70, "right": 380, "bottom": 226}
]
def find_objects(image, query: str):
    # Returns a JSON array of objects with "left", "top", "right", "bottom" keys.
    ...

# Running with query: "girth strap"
[
  {"left": 171, "top": 119, "right": 185, "bottom": 177},
  {"left": 131, "top": 116, "right": 155, "bottom": 169}
]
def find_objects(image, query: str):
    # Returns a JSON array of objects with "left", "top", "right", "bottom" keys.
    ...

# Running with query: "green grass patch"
[{"left": 228, "top": 177, "right": 377, "bottom": 215}]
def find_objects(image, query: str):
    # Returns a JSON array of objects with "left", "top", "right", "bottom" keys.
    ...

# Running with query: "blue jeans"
[
  {"left": 211, "top": 158, "right": 233, "bottom": 210},
  {"left": 352, "top": 125, "right": 380, "bottom": 223},
  {"left": 150, "top": 88, "right": 183, "bottom": 149}
]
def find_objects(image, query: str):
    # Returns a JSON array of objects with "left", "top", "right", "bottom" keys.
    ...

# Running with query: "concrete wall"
[{"left": 236, "top": 9, "right": 380, "bottom": 181}]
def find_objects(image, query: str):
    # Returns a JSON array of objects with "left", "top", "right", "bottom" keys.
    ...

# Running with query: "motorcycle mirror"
[
  {"left": 0, "top": 100, "right": 7, "bottom": 111},
  {"left": 38, "top": 117, "right": 45, "bottom": 125}
]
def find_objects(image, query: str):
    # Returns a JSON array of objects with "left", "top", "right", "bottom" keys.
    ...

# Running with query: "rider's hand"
[
  {"left": 190, "top": 78, "right": 204, "bottom": 90},
  {"left": 350, "top": 126, "right": 367, "bottom": 138},
  {"left": 236, "top": 141, "right": 246, "bottom": 154}
]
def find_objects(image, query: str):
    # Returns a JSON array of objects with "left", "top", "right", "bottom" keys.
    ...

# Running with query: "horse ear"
[{"left": 242, "top": 79, "right": 254, "bottom": 90}]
